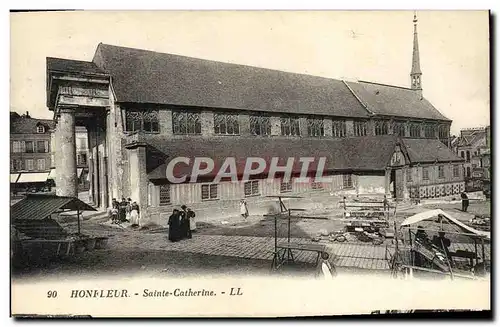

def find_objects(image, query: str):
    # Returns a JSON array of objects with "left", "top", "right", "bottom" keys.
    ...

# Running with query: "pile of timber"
[{"left": 339, "top": 197, "right": 394, "bottom": 243}]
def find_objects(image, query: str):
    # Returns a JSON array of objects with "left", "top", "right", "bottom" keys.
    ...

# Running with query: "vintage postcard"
[{"left": 9, "top": 10, "right": 491, "bottom": 318}]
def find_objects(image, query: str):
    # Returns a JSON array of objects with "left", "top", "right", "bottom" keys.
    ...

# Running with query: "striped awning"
[
  {"left": 17, "top": 172, "right": 50, "bottom": 183},
  {"left": 10, "top": 173, "right": 20, "bottom": 183}
]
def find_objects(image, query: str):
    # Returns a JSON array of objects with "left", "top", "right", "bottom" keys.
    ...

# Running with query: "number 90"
[{"left": 47, "top": 290, "right": 58, "bottom": 298}]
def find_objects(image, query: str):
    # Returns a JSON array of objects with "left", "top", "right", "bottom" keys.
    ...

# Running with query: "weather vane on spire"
[{"left": 413, "top": 11, "right": 418, "bottom": 23}]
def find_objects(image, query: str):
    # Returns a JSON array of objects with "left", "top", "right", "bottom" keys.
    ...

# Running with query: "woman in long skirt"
[
  {"left": 240, "top": 199, "right": 249, "bottom": 219},
  {"left": 168, "top": 209, "right": 181, "bottom": 242},
  {"left": 125, "top": 198, "right": 132, "bottom": 222},
  {"left": 130, "top": 201, "right": 140, "bottom": 226}
]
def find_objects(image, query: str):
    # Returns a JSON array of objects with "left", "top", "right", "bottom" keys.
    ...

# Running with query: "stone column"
[
  {"left": 92, "top": 135, "right": 100, "bottom": 208},
  {"left": 55, "top": 107, "right": 77, "bottom": 197},
  {"left": 403, "top": 165, "right": 410, "bottom": 199},
  {"left": 87, "top": 126, "right": 95, "bottom": 205},
  {"left": 127, "top": 142, "right": 149, "bottom": 224},
  {"left": 384, "top": 168, "right": 391, "bottom": 197}
]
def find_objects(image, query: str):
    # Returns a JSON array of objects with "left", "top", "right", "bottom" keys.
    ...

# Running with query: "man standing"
[{"left": 461, "top": 192, "right": 469, "bottom": 212}]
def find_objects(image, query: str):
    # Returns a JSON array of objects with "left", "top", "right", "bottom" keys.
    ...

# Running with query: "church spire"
[{"left": 410, "top": 11, "right": 422, "bottom": 93}]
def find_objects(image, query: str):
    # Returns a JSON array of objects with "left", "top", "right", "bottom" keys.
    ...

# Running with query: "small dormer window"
[{"left": 37, "top": 125, "right": 45, "bottom": 133}]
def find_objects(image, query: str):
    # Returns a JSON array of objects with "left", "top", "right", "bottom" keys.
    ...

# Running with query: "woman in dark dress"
[
  {"left": 180, "top": 205, "right": 192, "bottom": 239},
  {"left": 168, "top": 209, "right": 181, "bottom": 242}
]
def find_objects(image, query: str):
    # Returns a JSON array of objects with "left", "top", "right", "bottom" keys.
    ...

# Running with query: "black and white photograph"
[{"left": 9, "top": 9, "right": 491, "bottom": 317}]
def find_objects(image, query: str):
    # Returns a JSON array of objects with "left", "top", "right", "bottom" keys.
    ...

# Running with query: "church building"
[{"left": 46, "top": 14, "right": 465, "bottom": 223}]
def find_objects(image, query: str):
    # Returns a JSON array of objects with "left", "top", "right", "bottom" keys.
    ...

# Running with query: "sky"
[{"left": 10, "top": 10, "right": 490, "bottom": 135}]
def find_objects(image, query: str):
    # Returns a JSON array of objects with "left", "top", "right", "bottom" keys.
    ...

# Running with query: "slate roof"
[
  {"left": 46, "top": 57, "right": 107, "bottom": 75},
  {"left": 144, "top": 135, "right": 401, "bottom": 180},
  {"left": 345, "top": 81, "right": 451, "bottom": 121},
  {"left": 142, "top": 135, "right": 465, "bottom": 181},
  {"left": 91, "top": 43, "right": 370, "bottom": 118},
  {"left": 46, "top": 44, "right": 454, "bottom": 122},
  {"left": 10, "top": 114, "right": 55, "bottom": 134},
  {"left": 456, "top": 130, "right": 486, "bottom": 147},
  {"left": 402, "top": 138, "right": 463, "bottom": 163}
]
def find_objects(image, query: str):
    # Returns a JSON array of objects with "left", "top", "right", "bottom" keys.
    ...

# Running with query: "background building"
[
  {"left": 10, "top": 111, "right": 55, "bottom": 193},
  {"left": 45, "top": 16, "right": 465, "bottom": 224},
  {"left": 452, "top": 126, "right": 490, "bottom": 192}
]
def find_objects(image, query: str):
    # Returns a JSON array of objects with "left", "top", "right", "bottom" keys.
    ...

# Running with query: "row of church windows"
[{"left": 123, "top": 109, "right": 449, "bottom": 139}]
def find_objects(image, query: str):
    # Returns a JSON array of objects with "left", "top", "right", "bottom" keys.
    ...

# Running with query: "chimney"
[{"left": 25, "top": 111, "right": 30, "bottom": 118}]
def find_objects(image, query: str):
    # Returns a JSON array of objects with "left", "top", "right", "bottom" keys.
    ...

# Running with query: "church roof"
[
  {"left": 139, "top": 135, "right": 461, "bottom": 181},
  {"left": 46, "top": 43, "right": 452, "bottom": 122},
  {"left": 92, "top": 43, "right": 369, "bottom": 118},
  {"left": 345, "top": 81, "right": 451, "bottom": 121},
  {"left": 144, "top": 135, "right": 399, "bottom": 180}
]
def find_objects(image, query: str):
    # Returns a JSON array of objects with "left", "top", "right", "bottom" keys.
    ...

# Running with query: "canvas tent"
[{"left": 401, "top": 209, "right": 490, "bottom": 240}]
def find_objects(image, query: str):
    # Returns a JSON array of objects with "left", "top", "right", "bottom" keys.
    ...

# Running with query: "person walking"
[
  {"left": 168, "top": 209, "right": 181, "bottom": 242},
  {"left": 240, "top": 199, "right": 249, "bottom": 219},
  {"left": 461, "top": 192, "right": 469, "bottom": 212}
]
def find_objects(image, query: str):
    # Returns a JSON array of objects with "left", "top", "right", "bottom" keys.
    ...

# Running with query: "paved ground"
[{"left": 12, "top": 198, "right": 491, "bottom": 280}]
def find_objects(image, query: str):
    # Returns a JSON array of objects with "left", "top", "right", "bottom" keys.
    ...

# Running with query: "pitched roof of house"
[
  {"left": 345, "top": 81, "right": 451, "bottom": 121},
  {"left": 92, "top": 43, "right": 370, "bottom": 118},
  {"left": 402, "top": 138, "right": 463, "bottom": 163},
  {"left": 46, "top": 57, "right": 108, "bottom": 75},
  {"left": 456, "top": 129, "right": 487, "bottom": 147},
  {"left": 10, "top": 114, "right": 55, "bottom": 134}
]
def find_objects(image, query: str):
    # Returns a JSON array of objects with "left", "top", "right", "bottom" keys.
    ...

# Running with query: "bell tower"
[{"left": 410, "top": 12, "right": 422, "bottom": 94}]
